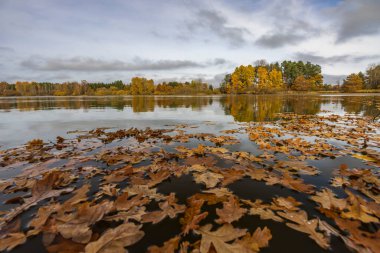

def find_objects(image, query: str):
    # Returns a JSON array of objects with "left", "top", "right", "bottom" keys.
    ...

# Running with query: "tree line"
[
  {"left": 0, "top": 78, "right": 214, "bottom": 96},
  {"left": 0, "top": 61, "right": 379, "bottom": 96}
]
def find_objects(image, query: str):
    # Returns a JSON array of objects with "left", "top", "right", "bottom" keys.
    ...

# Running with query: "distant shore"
[{"left": 1, "top": 90, "right": 380, "bottom": 98}]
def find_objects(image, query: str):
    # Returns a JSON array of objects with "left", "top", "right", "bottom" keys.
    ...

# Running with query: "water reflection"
[
  {"left": 0, "top": 95, "right": 379, "bottom": 148},
  {"left": 0, "top": 95, "right": 378, "bottom": 121}
]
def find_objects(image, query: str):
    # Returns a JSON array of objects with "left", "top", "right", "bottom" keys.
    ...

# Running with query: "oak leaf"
[
  {"left": 216, "top": 196, "right": 247, "bottom": 224},
  {"left": 84, "top": 222, "right": 144, "bottom": 253}
]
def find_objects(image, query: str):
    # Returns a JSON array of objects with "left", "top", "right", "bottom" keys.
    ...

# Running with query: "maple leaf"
[
  {"left": 28, "top": 203, "right": 60, "bottom": 234},
  {"left": 123, "top": 185, "right": 165, "bottom": 201},
  {"left": 0, "top": 232, "right": 26, "bottom": 252},
  {"left": 332, "top": 215, "right": 380, "bottom": 253},
  {"left": 103, "top": 166, "right": 134, "bottom": 183},
  {"left": 244, "top": 199, "right": 283, "bottom": 223},
  {"left": 59, "top": 184, "right": 90, "bottom": 214},
  {"left": 56, "top": 200, "right": 114, "bottom": 243},
  {"left": 105, "top": 206, "right": 146, "bottom": 223},
  {"left": 46, "top": 236, "right": 85, "bottom": 253},
  {"left": 180, "top": 198, "right": 208, "bottom": 234},
  {"left": 114, "top": 192, "right": 150, "bottom": 211},
  {"left": 341, "top": 190, "right": 379, "bottom": 223},
  {"left": 310, "top": 188, "right": 346, "bottom": 210},
  {"left": 219, "top": 169, "right": 245, "bottom": 186},
  {"left": 188, "top": 192, "right": 228, "bottom": 205},
  {"left": 142, "top": 193, "right": 185, "bottom": 224},
  {"left": 280, "top": 172, "right": 315, "bottom": 194},
  {"left": 277, "top": 210, "right": 329, "bottom": 249},
  {"left": 147, "top": 236, "right": 180, "bottom": 253},
  {"left": 147, "top": 170, "right": 171, "bottom": 187},
  {"left": 246, "top": 168, "right": 268, "bottom": 181},
  {"left": 274, "top": 160, "right": 319, "bottom": 175},
  {"left": 216, "top": 196, "right": 247, "bottom": 224},
  {"left": 0, "top": 171, "right": 74, "bottom": 230},
  {"left": 84, "top": 222, "right": 144, "bottom": 253},
  {"left": 195, "top": 224, "right": 247, "bottom": 253},
  {"left": 232, "top": 227, "right": 272, "bottom": 253},
  {"left": 193, "top": 171, "right": 223, "bottom": 188},
  {"left": 272, "top": 196, "right": 301, "bottom": 211}
]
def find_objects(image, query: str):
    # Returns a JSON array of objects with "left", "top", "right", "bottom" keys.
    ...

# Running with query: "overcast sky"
[{"left": 1, "top": 0, "right": 380, "bottom": 85}]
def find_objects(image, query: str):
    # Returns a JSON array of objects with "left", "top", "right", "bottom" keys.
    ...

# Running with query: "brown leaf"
[
  {"left": 57, "top": 200, "right": 113, "bottom": 243},
  {"left": 278, "top": 210, "right": 329, "bottom": 249},
  {"left": 147, "top": 170, "right": 171, "bottom": 187},
  {"left": 233, "top": 227, "right": 272, "bottom": 252},
  {"left": 341, "top": 190, "right": 379, "bottom": 223},
  {"left": 194, "top": 172, "right": 223, "bottom": 188},
  {"left": 59, "top": 184, "right": 90, "bottom": 214},
  {"left": 272, "top": 196, "right": 301, "bottom": 211},
  {"left": 147, "top": 236, "right": 180, "bottom": 253},
  {"left": 0, "top": 232, "right": 27, "bottom": 252},
  {"left": 114, "top": 192, "right": 150, "bottom": 211},
  {"left": 216, "top": 196, "right": 247, "bottom": 224},
  {"left": 46, "top": 237, "right": 85, "bottom": 253},
  {"left": 0, "top": 171, "right": 74, "bottom": 230},
  {"left": 219, "top": 169, "right": 245, "bottom": 186},
  {"left": 84, "top": 222, "right": 144, "bottom": 253},
  {"left": 103, "top": 166, "right": 134, "bottom": 183},
  {"left": 180, "top": 198, "right": 208, "bottom": 234},
  {"left": 195, "top": 224, "right": 247, "bottom": 253},
  {"left": 142, "top": 193, "right": 185, "bottom": 224},
  {"left": 310, "top": 188, "right": 346, "bottom": 211},
  {"left": 244, "top": 199, "right": 283, "bottom": 223}
]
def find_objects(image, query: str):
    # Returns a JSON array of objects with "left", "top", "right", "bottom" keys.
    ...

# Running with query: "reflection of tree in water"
[
  {"left": 340, "top": 96, "right": 380, "bottom": 118},
  {"left": 10, "top": 97, "right": 129, "bottom": 111},
  {"left": 155, "top": 97, "right": 212, "bottom": 110},
  {"left": 132, "top": 97, "right": 155, "bottom": 113},
  {"left": 221, "top": 95, "right": 285, "bottom": 122},
  {"left": 3, "top": 95, "right": 379, "bottom": 120},
  {"left": 221, "top": 95, "right": 323, "bottom": 122},
  {"left": 284, "top": 96, "right": 321, "bottom": 115}
]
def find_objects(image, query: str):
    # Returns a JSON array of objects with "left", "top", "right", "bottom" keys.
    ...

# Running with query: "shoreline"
[{"left": 0, "top": 91, "right": 380, "bottom": 98}]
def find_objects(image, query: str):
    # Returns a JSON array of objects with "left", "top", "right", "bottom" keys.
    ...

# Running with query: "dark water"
[
  {"left": 0, "top": 94, "right": 379, "bottom": 149},
  {"left": 0, "top": 94, "right": 379, "bottom": 253}
]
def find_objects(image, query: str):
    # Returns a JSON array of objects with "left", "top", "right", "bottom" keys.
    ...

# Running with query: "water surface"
[{"left": 1, "top": 94, "right": 379, "bottom": 149}]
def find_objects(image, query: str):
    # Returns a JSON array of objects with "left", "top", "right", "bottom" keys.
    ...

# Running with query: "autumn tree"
[
  {"left": 341, "top": 73, "right": 364, "bottom": 92},
  {"left": 228, "top": 65, "right": 255, "bottom": 93},
  {"left": 268, "top": 68, "right": 284, "bottom": 90},
  {"left": 366, "top": 64, "right": 380, "bottom": 89},
  {"left": 257, "top": 66, "right": 269, "bottom": 91},
  {"left": 130, "top": 77, "right": 155, "bottom": 95},
  {"left": 293, "top": 76, "right": 313, "bottom": 91}
]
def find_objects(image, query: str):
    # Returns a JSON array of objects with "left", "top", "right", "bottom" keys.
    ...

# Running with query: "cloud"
[
  {"left": 256, "top": 34, "right": 305, "bottom": 48},
  {"left": 21, "top": 56, "right": 228, "bottom": 72},
  {"left": 254, "top": 2, "right": 321, "bottom": 48},
  {"left": 0, "top": 46, "right": 15, "bottom": 53},
  {"left": 294, "top": 52, "right": 380, "bottom": 64},
  {"left": 331, "top": 0, "right": 380, "bottom": 42},
  {"left": 186, "top": 9, "right": 248, "bottom": 47}
]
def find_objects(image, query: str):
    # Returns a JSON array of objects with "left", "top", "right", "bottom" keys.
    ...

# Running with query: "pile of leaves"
[{"left": 0, "top": 113, "right": 379, "bottom": 253}]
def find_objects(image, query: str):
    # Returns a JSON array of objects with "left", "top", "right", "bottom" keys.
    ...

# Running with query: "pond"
[{"left": 0, "top": 94, "right": 379, "bottom": 253}]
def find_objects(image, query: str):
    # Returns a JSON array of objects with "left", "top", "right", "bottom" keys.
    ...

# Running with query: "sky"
[{"left": 0, "top": 0, "right": 380, "bottom": 85}]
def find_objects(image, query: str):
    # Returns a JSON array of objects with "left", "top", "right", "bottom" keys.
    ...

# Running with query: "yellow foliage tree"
[
  {"left": 228, "top": 65, "right": 255, "bottom": 94},
  {"left": 130, "top": 77, "right": 155, "bottom": 95},
  {"left": 268, "top": 68, "right": 284, "bottom": 90},
  {"left": 257, "top": 66, "right": 269, "bottom": 91}
]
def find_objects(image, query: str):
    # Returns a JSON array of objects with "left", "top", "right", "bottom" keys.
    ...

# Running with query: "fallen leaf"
[
  {"left": 84, "top": 222, "right": 144, "bottom": 253},
  {"left": 216, "top": 196, "right": 247, "bottom": 224}
]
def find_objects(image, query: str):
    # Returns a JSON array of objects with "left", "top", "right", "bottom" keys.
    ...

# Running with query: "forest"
[{"left": 0, "top": 61, "right": 379, "bottom": 96}]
